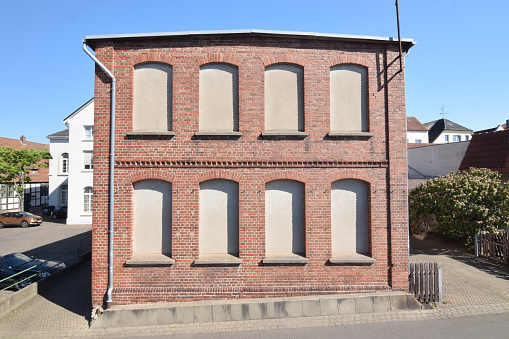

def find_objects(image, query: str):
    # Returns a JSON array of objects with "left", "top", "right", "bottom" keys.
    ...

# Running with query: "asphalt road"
[
  {"left": 0, "top": 217, "right": 91, "bottom": 258},
  {"left": 143, "top": 312, "right": 509, "bottom": 339}
]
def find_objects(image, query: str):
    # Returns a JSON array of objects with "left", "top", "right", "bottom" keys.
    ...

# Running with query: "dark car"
[
  {"left": 51, "top": 206, "right": 67, "bottom": 220},
  {"left": 0, "top": 253, "right": 66, "bottom": 290},
  {"left": 0, "top": 212, "right": 43, "bottom": 228}
]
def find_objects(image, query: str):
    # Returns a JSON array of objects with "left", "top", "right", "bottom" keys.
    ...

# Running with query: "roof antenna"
[{"left": 439, "top": 106, "right": 451, "bottom": 119}]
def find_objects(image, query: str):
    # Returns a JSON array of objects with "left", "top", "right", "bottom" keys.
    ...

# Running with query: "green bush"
[{"left": 409, "top": 168, "right": 509, "bottom": 247}]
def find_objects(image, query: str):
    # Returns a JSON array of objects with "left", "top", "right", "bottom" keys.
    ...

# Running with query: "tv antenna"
[{"left": 439, "top": 106, "right": 451, "bottom": 119}]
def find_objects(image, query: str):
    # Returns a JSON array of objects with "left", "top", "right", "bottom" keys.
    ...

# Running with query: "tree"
[
  {"left": 0, "top": 147, "right": 51, "bottom": 211},
  {"left": 409, "top": 168, "right": 509, "bottom": 248}
]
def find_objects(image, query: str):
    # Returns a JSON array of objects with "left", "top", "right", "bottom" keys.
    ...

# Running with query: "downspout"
[{"left": 82, "top": 40, "right": 116, "bottom": 309}]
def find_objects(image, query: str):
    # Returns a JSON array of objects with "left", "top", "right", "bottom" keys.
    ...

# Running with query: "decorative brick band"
[
  {"left": 115, "top": 160, "right": 388, "bottom": 168},
  {"left": 262, "top": 55, "right": 307, "bottom": 67},
  {"left": 197, "top": 53, "right": 242, "bottom": 66},
  {"left": 327, "top": 55, "right": 373, "bottom": 68},
  {"left": 131, "top": 53, "right": 177, "bottom": 66}
]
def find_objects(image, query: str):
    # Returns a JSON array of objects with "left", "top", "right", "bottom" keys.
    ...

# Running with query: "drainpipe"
[{"left": 82, "top": 40, "right": 116, "bottom": 309}]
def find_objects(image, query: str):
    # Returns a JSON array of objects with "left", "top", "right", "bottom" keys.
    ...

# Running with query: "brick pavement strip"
[{"left": 2, "top": 235, "right": 509, "bottom": 338}]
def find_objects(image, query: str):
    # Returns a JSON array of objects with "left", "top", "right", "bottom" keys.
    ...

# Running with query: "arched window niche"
[
  {"left": 130, "top": 63, "right": 174, "bottom": 136},
  {"left": 196, "top": 63, "right": 241, "bottom": 137},
  {"left": 262, "top": 64, "right": 308, "bottom": 139},
  {"left": 329, "top": 64, "right": 373, "bottom": 137},
  {"left": 126, "top": 179, "right": 174, "bottom": 266},
  {"left": 330, "top": 179, "right": 375, "bottom": 265},
  {"left": 263, "top": 179, "right": 309, "bottom": 264},
  {"left": 194, "top": 179, "right": 241, "bottom": 265}
]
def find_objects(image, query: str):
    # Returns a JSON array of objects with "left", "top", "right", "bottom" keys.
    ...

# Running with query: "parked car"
[
  {"left": 0, "top": 253, "right": 66, "bottom": 290},
  {"left": 51, "top": 206, "right": 67, "bottom": 220},
  {"left": 0, "top": 212, "right": 43, "bottom": 229}
]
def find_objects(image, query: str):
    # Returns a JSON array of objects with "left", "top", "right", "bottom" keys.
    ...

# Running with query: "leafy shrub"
[{"left": 409, "top": 168, "right": 509, "bottom": 247}]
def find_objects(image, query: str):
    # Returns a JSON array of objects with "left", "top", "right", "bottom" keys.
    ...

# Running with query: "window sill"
[
  {"left": 125, "top": 253, "right": 175, "bottom": 266},
  {"left": 260, "top": 131, "right": 309, "bottom": 139},
  {"left": 328, "top": 253, "right": 376, "bottom": 265},
  {"left": 82, "top": 139, "right": 94, "bottom": 142},
  {"left": 125, "top": 131, "right": 175, "bottom": 140},
  {"left": 326, "top": 132, "right": 374, "bottom": 138},
  {"left": 193, "top": 131, "right": 242, "bottom": 140},
  {"left": 126, "top": 131, "right": 176, "bottom": 136},
  {"left": 262, "top": 253, "right": 309, "bottom": 265},
  {"left": 193, "top": 253, "right": 242, "bottom": 266}
]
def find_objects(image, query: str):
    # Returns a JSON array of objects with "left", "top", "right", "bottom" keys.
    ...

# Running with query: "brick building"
[{"left": 83, "top": 30, "right": 415, "bottom": 308}]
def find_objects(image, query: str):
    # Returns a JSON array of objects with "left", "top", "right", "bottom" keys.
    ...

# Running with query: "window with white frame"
[
  {"left": 465, "top": 135, "right": 470, "bottom": 141},
  {"left": 83, "top": 187, "right": 93, "bottom": 213},
  {"left": 453, "top": 135, "right": 461, "bottom": 142},
  {"left": 84, "top": 126, "right": 94, "bottom": 140},
  {"left": 83, "top": 151, "right": 93, "bottom": 170},
  {"left": 60, "top": 185, "right": 68, "bottom": 205},
  {"left": 445, "top": 135, "right": 449, "bottom": 142},
  {"left": 60, "top": 153, "right": 69, "bottom": 174}
]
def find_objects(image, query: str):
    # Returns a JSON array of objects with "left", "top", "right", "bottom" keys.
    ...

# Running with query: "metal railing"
[{"left": 0, "top": 234, "right": 92, "bottom": 292}]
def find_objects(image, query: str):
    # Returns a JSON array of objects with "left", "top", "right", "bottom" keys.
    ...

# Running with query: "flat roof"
[{"left": 84, "top": 29, "right": 415, "bottom": 51}]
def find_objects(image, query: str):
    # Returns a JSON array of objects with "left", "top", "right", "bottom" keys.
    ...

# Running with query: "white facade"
[
  {"left": 407, "top": 130, "right": 429, "bottom": 143},
  {"left": 48, "top": 99, "right": 94, "bottom": 225},
  {"left": 432, "top": 130, "right": 472, "bottom": 143}
]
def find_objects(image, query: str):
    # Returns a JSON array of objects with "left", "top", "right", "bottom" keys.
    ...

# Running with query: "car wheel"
[
  {"left": 14, "top": 277, "right": 32, "bottom": 290},
  {"left": 51, "top": 214, "right": 57, "bottom": 220},
  {"left": 20, "top": 220, "right": 29, "bottom": 228},
  {"left": 0, "top": 221, "right": 4, "bottom": 229}
]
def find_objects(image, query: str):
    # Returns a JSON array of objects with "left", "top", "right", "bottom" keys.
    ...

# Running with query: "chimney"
[{"left": 20, "top": 135, "right": 26, "bottom": 145}]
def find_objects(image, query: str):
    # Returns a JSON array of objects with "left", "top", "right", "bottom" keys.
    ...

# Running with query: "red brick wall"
[{"left": 90, "top": 35, "right": 409, "bottom": 307}]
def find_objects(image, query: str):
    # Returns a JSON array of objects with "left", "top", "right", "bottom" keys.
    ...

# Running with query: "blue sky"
[{"left": 1, "top": 0, "right": 508, "bottom": 144}]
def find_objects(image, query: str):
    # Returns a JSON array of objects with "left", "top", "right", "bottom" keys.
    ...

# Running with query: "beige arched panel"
[
  {"left": 134, "top": 63, "right": 172, "bottom": 131},
  {"left": 331, "top": 179, "right": 369, "bottom": 255},
  {"left": 330, "top": 65, "right": 368, "bottom": 132},
  {"left": 265, "top": 180, "right": 305, "bottom": 255},
  {"left": 199, "top": 64, "right": 239, "bottom": 132},
  {"left": 264, "top": 64, "right": 304, "bottom": 132},
  {"left": 133, "top": 180, "right": 172, "bottom": 255},
  {"left": 199, "top": 179, "right": 239, "bottom": 255}
]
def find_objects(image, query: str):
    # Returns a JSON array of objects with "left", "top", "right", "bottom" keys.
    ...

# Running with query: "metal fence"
[
  {"left": 476, "top": 231, "right": 509, "bottom": 265},
  {"left": 409, "top": 262, "right": 442, "bottom": 303}
]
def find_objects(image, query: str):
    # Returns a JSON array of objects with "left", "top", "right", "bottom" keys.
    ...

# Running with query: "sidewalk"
[{"left": 1, "top": 235, "right": 509, "bottom": 338}]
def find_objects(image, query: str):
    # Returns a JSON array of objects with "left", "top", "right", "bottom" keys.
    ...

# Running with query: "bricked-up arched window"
[
  {"left": 330, "top": 179, "right": 373, "bottom": 264},
  {"left": 133, "top": 63, "right": 172, "bottom": 132},
  {"left": 263, "top": 180, "right": 308, "bottom": 264},
  {"left": 330, "top": 64, "right": 368, "bottom": 133},
  {"left": 264, "top": 64, "right": 304, "bottom": 132},
  {"left": 196, "top": 180, "right": 240, "bottom": 264},
  {"left": 132, "top": 180, "right": 172, "bottom": 257},
  {"left": 199, "top": 64, "right": 239, "bottom": 132}
]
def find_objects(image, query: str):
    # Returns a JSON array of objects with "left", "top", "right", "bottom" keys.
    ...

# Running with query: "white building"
[
  {"left": 423, "top": 118, "right": 473, "bottom": 143},
  {"left": 47, "top": 99, "right": 94, "bottom": 225},
  {"left": 406, "top": 116, "right": 429, "bottom": 143}
]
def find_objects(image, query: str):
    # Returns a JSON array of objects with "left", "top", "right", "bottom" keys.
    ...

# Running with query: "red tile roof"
[
  {"left": 459, "top": 129, "right": 509, "bottom": 174},
  {"left": 407, "top": 116, "right": 428, "bottom": 131},
  {"left": 0, "top": 136, "right": 50, "bottom": 182}
]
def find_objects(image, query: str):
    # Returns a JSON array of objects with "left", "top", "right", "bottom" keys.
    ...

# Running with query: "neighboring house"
[
  {"left": 407, "top": 116, "right": 428, "bottom": 143},
  {"left": 423, "top": 118, "right": 473, "bottom": 143},
  {"left": 459, "top": 128, "right": 509, "bottom": 183},
  {"left": 47, "top": 99, "right": 94, "bottom": 224},
  {"left": 84, "top": 29, "right": 414, "bottom": 308},
  {"left": 474, "top": 120, "right": 508, "bottom": 134},
  {"left": 0, "top": 136, "right": 49, "bottom": 212},
  {"left": 407, "top": 141, "right": 470, "bottom": 189}
]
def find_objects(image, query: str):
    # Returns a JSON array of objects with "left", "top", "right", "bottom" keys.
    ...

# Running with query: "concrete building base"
[{"left": 90, "top": 292, "right": 421, "bottom": 328}]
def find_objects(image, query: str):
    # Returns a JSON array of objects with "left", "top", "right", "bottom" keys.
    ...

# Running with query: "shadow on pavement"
[
  {"left": 410, "top": 235, "right": 509, "bottom": 281},
  {"left": 22, "top": 231, "right": 91, "bottom": 262}
]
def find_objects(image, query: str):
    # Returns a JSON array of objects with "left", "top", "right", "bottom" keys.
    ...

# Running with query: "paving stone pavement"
[{"left": 1, "top": 235, "right": 509, "bottom": 338}]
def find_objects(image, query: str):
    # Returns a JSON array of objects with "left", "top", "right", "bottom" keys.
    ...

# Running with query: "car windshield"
[
  {"left": 1, "top": 253, "right": 34, "bottom": 267},
  {"left": 18, "top": 212, "right": 35, "bottom": 216}
]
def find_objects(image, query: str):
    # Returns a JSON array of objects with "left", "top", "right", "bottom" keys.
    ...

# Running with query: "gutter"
[{"left": 82, "top": 40, "right": 116, "bottom": 309}]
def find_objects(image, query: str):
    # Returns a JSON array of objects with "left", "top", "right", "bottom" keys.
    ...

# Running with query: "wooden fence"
[
  {"left": 409, "top": 262, "right": 442, "bottom": 303},
  {"left": 476, "top": 231, "right": 509, "bottom": 265}
]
